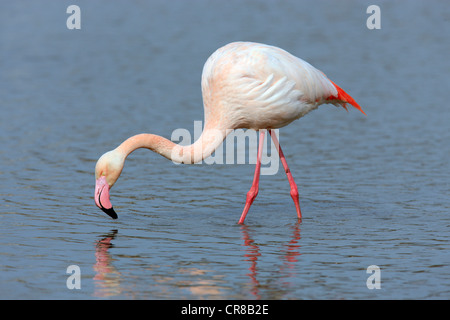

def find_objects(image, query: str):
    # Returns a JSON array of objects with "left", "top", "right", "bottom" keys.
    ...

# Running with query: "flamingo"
[{"left": 94, "top": 42, "right": 365, "bottom": 223}]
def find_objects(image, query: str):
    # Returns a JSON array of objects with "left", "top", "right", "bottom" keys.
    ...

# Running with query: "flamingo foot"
[
  {"left": 238, "top": 186, "right": 259, "bottom": 224},
  {"left": 269, "top": 129, "right": 302, "bottom": 221},
  {"left": 238, "top": 130, "right": 266, "bottom": 224},
  {"left": 290, "top": 185, "right": 302, "bottom": 220}
]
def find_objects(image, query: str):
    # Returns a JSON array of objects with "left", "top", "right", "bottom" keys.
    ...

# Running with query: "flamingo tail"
[{"left": 326, "top": 80, "right": 366, "bottom": 115}]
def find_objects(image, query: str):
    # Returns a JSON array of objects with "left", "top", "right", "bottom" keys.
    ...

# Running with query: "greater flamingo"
[{"left": 94, "top": 42, "right": 365, "bottom": 223}]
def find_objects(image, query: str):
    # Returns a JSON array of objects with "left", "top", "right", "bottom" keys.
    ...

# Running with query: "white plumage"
[
  {"left": 94, "top": 41, "right": 365, "bottom": 222},
  {"left": 201, "top": 42, "right": 341, "bottom": 130}
]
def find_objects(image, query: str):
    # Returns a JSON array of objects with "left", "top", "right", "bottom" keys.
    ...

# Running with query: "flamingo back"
[{"left": 201, "top": 42, "right": 341, "bottom": 130}]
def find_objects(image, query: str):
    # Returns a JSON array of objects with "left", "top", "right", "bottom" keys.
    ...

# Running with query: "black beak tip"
[{"left": 101, "top": 206, "right": 118, "bottom": 219}]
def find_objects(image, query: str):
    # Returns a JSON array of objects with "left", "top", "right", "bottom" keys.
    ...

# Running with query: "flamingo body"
[
  {"left": 94, "top": 42, "right": 364, "bottom": 222},
  {"left": 201, "top": 42, "right": 362, "bottom": 132}
]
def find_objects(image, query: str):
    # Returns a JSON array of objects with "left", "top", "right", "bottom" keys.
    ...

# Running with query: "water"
[{"left": 1, "top": 0, "right": 449, "bottom": 300}]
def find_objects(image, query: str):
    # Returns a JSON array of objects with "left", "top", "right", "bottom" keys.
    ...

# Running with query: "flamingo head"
[{"left": 94, "top": 150, "right": 125, "bottom": 219}]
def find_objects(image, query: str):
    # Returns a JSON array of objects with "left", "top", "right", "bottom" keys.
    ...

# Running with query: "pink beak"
[{"left": 95, "top": 176, "right": 118, "bottom": 219}]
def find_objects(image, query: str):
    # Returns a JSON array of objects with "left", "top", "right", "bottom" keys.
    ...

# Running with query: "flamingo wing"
[{"left": 202, "top": 42, "right": 362, "bottom": 130}]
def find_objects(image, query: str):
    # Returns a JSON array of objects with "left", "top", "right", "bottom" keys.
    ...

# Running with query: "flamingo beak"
[{"left": 95, "top": 176, "right": 118, "bottom": 219}]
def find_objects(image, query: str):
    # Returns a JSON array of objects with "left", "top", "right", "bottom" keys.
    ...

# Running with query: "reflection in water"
[
  {"left": 281, "top": 223, "right": 302, "bottom": 265},
  {"left": 91, "top": 226, "right": 301, "bottom": 299},
  {"left": 279, "top": 224, "right": 302, "bottom": 292},
  {"left": 91, "top": 230, "right": 228, "bottom": 299},
  {"left": 241, "top": 223, "right": 301, "bottom": 299},
  {"left": 176, "top": 267, "right": 227, "bottom": 299},
  {"left": 93, "top": 229, "right": 122, "bottom": 298},
  {"left": 241, "top": 225, "right": 262, "bottom": 299}
]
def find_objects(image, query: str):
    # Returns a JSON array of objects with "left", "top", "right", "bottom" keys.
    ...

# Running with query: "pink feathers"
[{"left": 326, "top": 80, "right": 366, "bottom": 115}]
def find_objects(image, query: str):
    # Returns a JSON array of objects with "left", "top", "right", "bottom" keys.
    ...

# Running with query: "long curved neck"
[{"left": 115, "top": 124, "right": 228, "bottom": 164}]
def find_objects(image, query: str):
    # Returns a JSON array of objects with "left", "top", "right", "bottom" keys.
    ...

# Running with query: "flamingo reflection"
[
  {"left": 281, "top": 223, "right": 302, "bottom": 265},
  {"left": 93, "top": 229, "right": 122, "bottom": 297},
  {"left": 241, "top": 225, "right": 262, "bottom": 298},
  {"left": 241, "top": 223, "right": 301, "bottom": 299}
]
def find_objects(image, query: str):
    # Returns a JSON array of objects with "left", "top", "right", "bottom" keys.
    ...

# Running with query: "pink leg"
[
  {"left": 269, "top": 130, "right": 302, "bottom": 219},
  {"left": 238, "top": 130, "right": 266, "bottom": 224}
]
